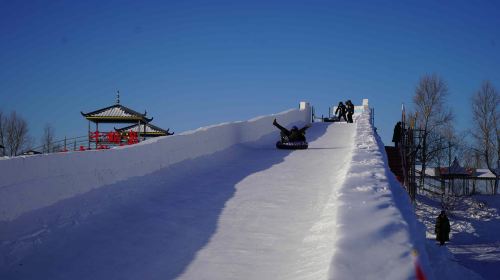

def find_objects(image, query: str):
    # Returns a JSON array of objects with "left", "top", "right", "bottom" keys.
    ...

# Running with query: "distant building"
[
  {"left": 80, "top": 91, "right": 173, "bottom": 149},
  {"left": 419, "top": 158, "right": 497, "bottom": 195},
  {"left": 21, "top": 150, "right": 42, "bottom": 156},
  {"left": 435, "top": 158, "right": 474, "bottom": 178}
]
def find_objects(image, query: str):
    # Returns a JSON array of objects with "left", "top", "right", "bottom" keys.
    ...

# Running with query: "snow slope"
[
  {"left": 1, "top": 107, "right": 434, "bottom": 279},
  {"left": 0, "top": 106, "right": 311, "bottom": 222},
  {"left": 179, "top": 122, "right": 355, "bottom": 279}
]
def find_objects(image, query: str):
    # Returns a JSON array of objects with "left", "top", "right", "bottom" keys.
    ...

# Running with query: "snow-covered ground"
[
  {"left": 416, "top": 193, "right": 500, "bottom": 280},
  {"left": 0, "top": 106, "right": 311, "bottom": 222},
  {"left": 180, "top": 122, "right": 355, "bottom": 279},
  {"left": 1, "top": 106, "right": 499, "bottom": 279}
]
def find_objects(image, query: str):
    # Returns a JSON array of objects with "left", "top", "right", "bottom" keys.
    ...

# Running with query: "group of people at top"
[{"left": 334, "top": 100, "right": 355, "bottom": 123}]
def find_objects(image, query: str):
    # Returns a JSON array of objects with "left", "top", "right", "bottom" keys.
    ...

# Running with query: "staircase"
[{"left": 385, "top": 146, "right": 404, "bottom": 183}]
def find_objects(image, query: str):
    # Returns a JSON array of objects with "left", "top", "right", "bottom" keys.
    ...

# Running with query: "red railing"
[
  {"left": 89, "top": 131, "right": 138, "bottom": 145},
  {"left": 28, "top": 131, "right": 141, "bottom": 154}
]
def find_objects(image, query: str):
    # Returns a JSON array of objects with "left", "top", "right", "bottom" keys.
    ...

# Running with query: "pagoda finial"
[{"left": 116, "top": 90, "right": 120, "bottom": 104}]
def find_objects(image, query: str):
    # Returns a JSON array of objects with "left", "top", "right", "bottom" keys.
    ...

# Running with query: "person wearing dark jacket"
[
  {"left": 335, "top": 102, "right": 347, "bottom": 122},
  {"left": 392, "top": 122, "right": 402, "bottom": 148},
  {"left": 273, "top": 119, "right": 310, "bottom": 142},
  {"left": 435, "top": 210, "right": 451, "bottom": 246},
  {"left": 345, "top": 100, "right": 354, "bottom": 123}
]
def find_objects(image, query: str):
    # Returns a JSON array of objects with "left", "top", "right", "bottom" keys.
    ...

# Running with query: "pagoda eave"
[
  {"left": 83, "top": 116, "right": 153, "bottom": 123},
  {"left": 140, "top": 132, "right": 168, "bottom": 136}
]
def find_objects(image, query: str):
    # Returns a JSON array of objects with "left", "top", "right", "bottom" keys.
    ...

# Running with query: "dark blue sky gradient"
[{"left": 1, "top": 0, "right": 499, "bottom": 145}]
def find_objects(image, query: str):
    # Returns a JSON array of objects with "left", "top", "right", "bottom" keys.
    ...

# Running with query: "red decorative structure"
[
  {"left": 81, "top": 91, "right": 172, "bottom": 150},
  {"left": 106, "top": 132, "right": 121, "bottom": 144}
]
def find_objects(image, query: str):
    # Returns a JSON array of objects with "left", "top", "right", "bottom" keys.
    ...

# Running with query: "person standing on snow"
[
  {"left": 435, "top": 210, "right": 451, "bottom": 246},
  {"left": 335, "top": 102, "right": 347, "bottom": 122},
  {"left": 345, "top": 100, "right": 354, "bottom": 123}
]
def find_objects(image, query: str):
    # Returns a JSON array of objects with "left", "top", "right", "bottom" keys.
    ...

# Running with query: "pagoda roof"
[
  {"left": 115, "top": 123, "right": 174, "bottom": 137},
  {"left": 81, "top": 104, "right": 153, "bottom": 123}
]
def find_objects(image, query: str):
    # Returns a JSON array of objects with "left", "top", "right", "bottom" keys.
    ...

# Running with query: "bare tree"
[
  {"left": 4, "top": 111, "right": 30, "bottom": 156},
  {"left": 412, "top": 74, "right": 454, "bottom": 187},
  {"left": 452, "top": 130, "right": 474, "bottom": 166},
  {"left": 463, "top": 147, "right": 482, "bottom": 169},
  {"left": 471, "top": 80, "right": 500, "bottom": 194},
  {"left": 462, "top": 148, "right": 482, "bottom": 194},
  {"left": 41, "top": 124, "right": 55, "bottom": 153},
  {"left": 429, "top": 124, "right": 457, "bottom": 168}
]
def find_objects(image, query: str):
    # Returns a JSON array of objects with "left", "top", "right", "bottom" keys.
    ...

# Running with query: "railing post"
[{"left": 88, "top": 121, "right": 91, "bottom": 149}]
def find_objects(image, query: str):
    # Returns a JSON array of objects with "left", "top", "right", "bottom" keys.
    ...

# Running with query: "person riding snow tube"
[{"left": 272, "top": 119, "right": 310, "bottom": 149}]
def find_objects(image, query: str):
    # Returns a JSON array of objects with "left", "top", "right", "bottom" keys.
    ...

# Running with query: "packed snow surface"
[
  {"left": 1, "top": 123, "right": 352, "bottom": 279},
  {"left": 416, "top": 193, "right": 500, "bottom": 280},
  {"left": 180, "top": 122, "right": 355, "bottom": 279},
  {"left": 2, "top": 108, "right": 496, "bottom": 279},
  {"left": 0, "top": 107, "right": 310, "bottom": 222}
]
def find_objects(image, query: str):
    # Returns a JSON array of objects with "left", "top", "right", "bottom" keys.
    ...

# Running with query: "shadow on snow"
[{"left": 0, "top": 123, "right": 329, "bottom": 280}]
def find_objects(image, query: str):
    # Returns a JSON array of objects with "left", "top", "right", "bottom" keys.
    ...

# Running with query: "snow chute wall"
[{"left": 0, "top": 104, "right": 311, "bottom": 222}]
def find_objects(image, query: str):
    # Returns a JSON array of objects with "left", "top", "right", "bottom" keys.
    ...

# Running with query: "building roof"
[
  {"left": 81, "top": 104, "right": 153, "bottom": 123},
  {"left": 115, "top": 123, "right": 173, "bottom": 137},
  {"left": 438, "top": 158, "right": 473, "bottom": 177},
  {"left": 22, "top": 150, "right": 42, "bottom": 155},
  {"left": 475, "top": 169, "right": 497, "bottom": 178}
]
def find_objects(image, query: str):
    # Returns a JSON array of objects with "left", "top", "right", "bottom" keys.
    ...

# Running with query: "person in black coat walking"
[
  {"left": 335, "top": 102, "right": 347, "bottom": 122},
  {"left": 273, "top": 119, "right": 310, "bottom": 142},
  {"left": 392, "top": 122, "right": 402, "bottom": 148},
  {"left": 435, "top": 210, "right": 451, "bottom": 246},
  {"left": 345, "top": 100, "right": 354, "bottom": 123}
]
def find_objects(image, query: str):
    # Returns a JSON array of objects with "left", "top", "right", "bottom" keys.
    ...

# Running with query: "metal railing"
[
  {"left": 30, "top": 135, "right": 89, "bottom": 154},
  {"left": 28, "top": 131, "right": 143, "bottom": 154}
]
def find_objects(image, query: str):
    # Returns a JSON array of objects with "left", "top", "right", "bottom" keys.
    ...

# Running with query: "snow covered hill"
[
  {"left": 0, "top": 105, "right": 311, "bottom": 222},
  {"left": 2, "top": 103, "right": 488, "bottom": 279}
]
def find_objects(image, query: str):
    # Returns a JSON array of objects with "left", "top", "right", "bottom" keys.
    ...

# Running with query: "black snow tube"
[
  {"left": 323, "top": 116, "right": 340, "bottom": 122},
  {"left": 276, "top": 141, "right": 309, "bottom": 150}
]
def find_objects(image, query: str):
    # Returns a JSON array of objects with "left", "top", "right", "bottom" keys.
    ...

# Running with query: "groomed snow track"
[{"left": 0, "top": 110, "right": 429, "bottom": 280}]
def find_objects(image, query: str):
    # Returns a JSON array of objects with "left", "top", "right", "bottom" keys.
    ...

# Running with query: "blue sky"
[{"left": 1, "top": 0, "right": 499, "bottom": 146}]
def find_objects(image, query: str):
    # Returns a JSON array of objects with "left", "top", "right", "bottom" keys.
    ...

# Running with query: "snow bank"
[
  {"left": 0, "top": 106, "right": 311, "bottom": 222},
  {"left": 416, "top": 193, "right": 495, "bottom": 279},
  {"left": 329, "top": 108, "right": 432, "bottom": 279}
]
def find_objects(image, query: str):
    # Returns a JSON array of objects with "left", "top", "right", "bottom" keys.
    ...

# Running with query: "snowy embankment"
[
  {"left": 0, "top": 104, "right": 436, "bottom": 280},
  {"left": 329, "top": 110, "right": 432, "bottom": 279},
  {"left": 0, "top": 106, "right": 311, "bottom": 222}
]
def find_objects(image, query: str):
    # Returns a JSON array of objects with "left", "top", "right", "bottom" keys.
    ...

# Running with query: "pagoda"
[
  {"left": 436, "top": 158, "right": 474, "bottom": 178},
  {"left": 435, "top": 157, "right": 475, "bottom": 195},
  {"left": 81, "top": 91, "right": 172, "bottom": 149}
]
